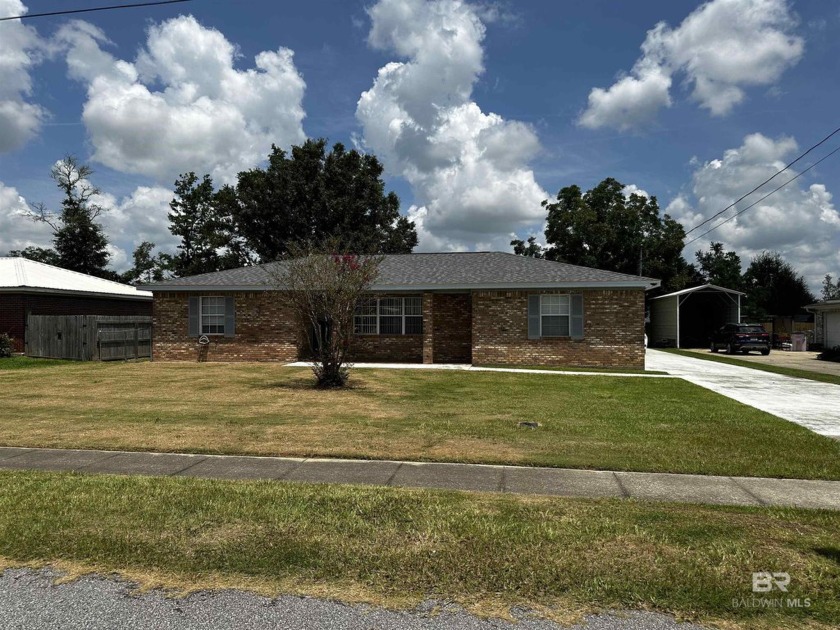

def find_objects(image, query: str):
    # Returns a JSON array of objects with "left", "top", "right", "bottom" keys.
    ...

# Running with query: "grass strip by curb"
[{"left": 0, "top": 470, "right": 838, "bottom": 630}]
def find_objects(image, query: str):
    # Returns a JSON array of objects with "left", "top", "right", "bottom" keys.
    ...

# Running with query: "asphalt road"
[{"left": 0, "top": 569, "right": 709, "bottom": 630}]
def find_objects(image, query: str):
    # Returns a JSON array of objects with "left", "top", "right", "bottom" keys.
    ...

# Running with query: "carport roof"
[
  {"left": 805, "top": 299, "right": 840, "bottom": 311},
  {"left": 650, "top": 283, "right": 745, "bottom": 301}
]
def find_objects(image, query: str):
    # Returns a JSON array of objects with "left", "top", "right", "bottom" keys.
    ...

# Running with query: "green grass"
[
  {"left": 0, "top": 356, "right": 73, "bottom": 370},
  {"left": 1, "top": 360, "right": 839, "bottom": 479},
  {"left": 0, "top": 470, "right": 837, "bottom": 629},
  {"left": 661, "top": 349, "right": 840, "bottom": 387}
]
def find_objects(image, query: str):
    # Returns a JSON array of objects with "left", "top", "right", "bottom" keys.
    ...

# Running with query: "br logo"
[{"left": 752, "top": 572, "right": 790, "bottom": 593}]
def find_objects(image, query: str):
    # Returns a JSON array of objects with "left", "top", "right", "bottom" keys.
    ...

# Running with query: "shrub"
[
  {"left": 0, "top": 333, "right": 12, "bottom": 358},
  {"left": 818, "top": 346, "right": 840, "bottom": 362}
]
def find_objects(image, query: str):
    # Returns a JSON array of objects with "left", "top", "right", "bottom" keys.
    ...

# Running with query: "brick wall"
[
  {"left": 350, "top": 334, "right": 422, "bottom": 362},
  {"left": 0, "top": 293, "right": 152, "bottom": 353},
  {"left": 432, "top": 293, "right": 472, "bottom": 363},
  {"left": 152, "top": 288, "right": 645, "bottom": 368},
  {"left": 153, "top": 291, "right": 300, "bottom": 362},
  {"left": 471, "top": 289, "right": 645, "bottom": 369}
]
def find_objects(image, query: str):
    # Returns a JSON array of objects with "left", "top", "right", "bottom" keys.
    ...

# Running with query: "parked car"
[{"left": 710, "top": 323, "right": 771, "bottom": 355}]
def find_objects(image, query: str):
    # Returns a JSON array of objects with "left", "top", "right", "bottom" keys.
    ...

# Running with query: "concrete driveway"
[
  {"left": 679, "top": 348, "right": 840, "bottom": 377},
  {"left": 646, "top": 349, "right": 840, "bottom": 438}
]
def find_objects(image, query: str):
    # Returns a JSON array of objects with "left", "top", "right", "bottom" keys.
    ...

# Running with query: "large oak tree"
[
  {"left": 742, "top": 251, "right": 815, "bottom": 319},
  {"left": 223, "top": 139, "right": 417, "bottom": 261},
  {"left": 542, "top": 178, "right": 696, "bottom": 291}
]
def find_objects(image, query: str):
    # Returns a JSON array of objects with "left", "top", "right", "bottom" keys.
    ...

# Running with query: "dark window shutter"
[
  {"left": 527, "top": 294, "right": 541, "bottom": 339},
  {"left": 570, "top": 294, "right": 584, "bottom": 339},
  {"left": 224, "top": 297, "right": 236, "bottom": 337},
  {"left": 188, "top": 297, "right": 199, "bottom": 337}
]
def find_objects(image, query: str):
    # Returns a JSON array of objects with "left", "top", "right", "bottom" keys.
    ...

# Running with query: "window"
[
  {"left": 354, "top": 296, "right": 423, "bottom": 335},
  {"left": 540, "top": 294, "right": 570, "bottom": 337},
  {"left": 528, "top": 294, "right": 584, "bottom": 340},
  {"left": 354, "top": 298, "right": 377, "bottom": 335},
  {"left": 201, "top": 296, "right": 226, "bottom": 335}
]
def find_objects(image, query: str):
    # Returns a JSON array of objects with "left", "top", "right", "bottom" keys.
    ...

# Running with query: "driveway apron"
[{"left": 646, "top": 349, "right": 840, "bottom": 438}]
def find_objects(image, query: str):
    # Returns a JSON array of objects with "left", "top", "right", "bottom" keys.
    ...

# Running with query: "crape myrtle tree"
[
  {"left": 27, "top": 156, "right": 114, "bottom": 278},
  {"left": 541, "top": 178, "right": 696, "bottom": 292},
  {"left": 275, "top": 240, "right": 382, "bottom": 388}
]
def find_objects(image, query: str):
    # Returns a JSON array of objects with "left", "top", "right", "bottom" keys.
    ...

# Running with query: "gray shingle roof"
[{"left": 144, "top": 252, "right": 660, "bottom": 291}]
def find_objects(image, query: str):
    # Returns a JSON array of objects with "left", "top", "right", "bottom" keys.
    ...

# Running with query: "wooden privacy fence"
[{"left": 26, "top": 315, "right": 152, "bottom": 361}]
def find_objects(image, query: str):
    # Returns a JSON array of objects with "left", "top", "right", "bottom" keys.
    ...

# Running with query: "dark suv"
[{"left": 710, "top": 324, "right": 771, "bottom": 355}]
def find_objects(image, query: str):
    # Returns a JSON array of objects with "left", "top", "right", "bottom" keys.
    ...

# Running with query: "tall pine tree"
[
  {"left": 29, "top": 156, "right": 113, "bottom": 278},
  {"left": 168, "top": 172, "right": 245, "bottom": 277}
]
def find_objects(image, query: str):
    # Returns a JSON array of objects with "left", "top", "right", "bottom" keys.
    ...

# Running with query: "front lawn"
[
  {"left": 2, "top": 359, "right": 839, "bottom": 478},
  {"left": 0, "top": 471, "right": 837, "bottom": 629}
]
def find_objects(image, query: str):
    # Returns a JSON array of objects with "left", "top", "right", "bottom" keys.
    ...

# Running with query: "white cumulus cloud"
[
  {"left": 666, "top": 133, "right": 840, "bottom": 291},
  {"left": 356, "top": 0, "right": 547, "bottom": 251},
  {"left": 0, "top": 176, "right": 176, "bottom": 274},
  {"left": 580, "top": 0, "right": 804, "bottom": 130},
  {"left": 95, "top": 185, "right": 179, "bottom": 272},
  {"left": 56, "top": 15, "right": 306, "bottom": 183},
  {"left": 0, "top": 0, "right": 47, "bottom": 152},
  {"left": 0, "top": 181, "right": 52, "bottom": 254}
]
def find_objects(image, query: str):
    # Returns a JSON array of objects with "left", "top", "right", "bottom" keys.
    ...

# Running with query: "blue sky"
[{"left": 1, "top": 0, "right": 838, "bottom": 291}]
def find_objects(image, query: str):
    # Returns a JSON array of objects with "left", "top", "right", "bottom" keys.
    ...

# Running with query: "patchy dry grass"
[
  {"left": 2, "top": 358, "right": 839, "bottom": 478},
  {"left": 0, "top": 470, "right": 838, "bottom": 629}
]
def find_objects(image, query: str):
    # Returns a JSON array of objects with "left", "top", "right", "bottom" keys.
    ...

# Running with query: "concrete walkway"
[
  {"left": 646, "top": 349, "right": 840, "bottom": 438},
  {"left": 1, "top": 447, "right": 838, "bottom": 510},
  {"left": 285, "top": 362, "right": 678, "bottom": 378}
]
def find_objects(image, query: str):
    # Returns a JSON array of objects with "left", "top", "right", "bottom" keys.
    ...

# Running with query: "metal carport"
[{"left": 648, "top": 284, "right": 744, "bottom": 349}]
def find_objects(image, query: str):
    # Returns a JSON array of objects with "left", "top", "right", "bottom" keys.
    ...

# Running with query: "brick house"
[
  {"left": 146, "top": 252, "right": 660, "bottom": 368},
  {"left": 0, "top": 257, "right": 153, "bottom": 353}
]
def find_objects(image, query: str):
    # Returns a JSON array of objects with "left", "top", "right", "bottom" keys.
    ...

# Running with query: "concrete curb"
[{"left": 1, "top": 446, "right": 838, "bottom": 510}]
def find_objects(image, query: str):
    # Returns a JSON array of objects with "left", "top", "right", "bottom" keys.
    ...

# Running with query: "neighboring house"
[
  {"left": 806, "top": 299, "right": 840, "bottom": 348},
  {"left": 0, "top": 257, "right": 153, "bottom": 353},
  {"left": 145, "top": 252, "right": 660, "bottom": 368}
]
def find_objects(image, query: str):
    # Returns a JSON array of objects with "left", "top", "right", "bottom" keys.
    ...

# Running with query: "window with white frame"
[
  {"left": 201, "top": 296, "right": 226, "bottom": 335},
  {"left": 540, "top": 294, "right": 570, "bottom": 337},
  {"left": 354, "top": 298, "right": 377, "bottom": 334},
  {"left": 354, "top": 296, "right": 423, "bottom": 335}
]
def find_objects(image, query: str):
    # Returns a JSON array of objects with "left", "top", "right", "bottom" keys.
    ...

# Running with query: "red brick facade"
[
  {"left": 0, "top": 293, "right": 152, "bottom": 353},
  {"left": 430, "top": 293, "right": 472, "bottom": 363},
  {"left": 153, "top": 291, "right": 300, "bottom": 362},
  {"left": 471, "top": 289, "right": 645, "bottom": 368},
  {"left": 151, "top": 288, "right": 646, "bottom": 368}
]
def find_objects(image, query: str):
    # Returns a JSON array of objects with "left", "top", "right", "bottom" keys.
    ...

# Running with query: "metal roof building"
[{"left": 648, "top": 284, "right": 744, "bottom": 349}]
